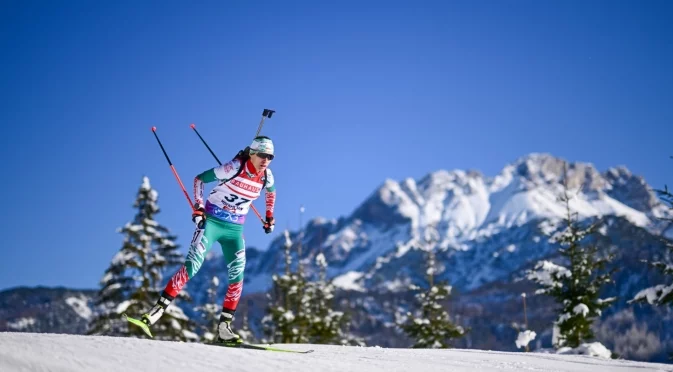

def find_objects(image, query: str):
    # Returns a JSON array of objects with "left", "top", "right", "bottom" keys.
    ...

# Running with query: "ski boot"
[
  {"left": 213, "top": 310, "right": 242, "bottom": 346},
  {"left": 124, "top": 293, "right": 173, "bottom": 338}
]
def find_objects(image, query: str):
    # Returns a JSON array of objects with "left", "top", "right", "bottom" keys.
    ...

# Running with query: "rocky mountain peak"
[
  {"left": 603, "top": 166, "right": 660, "bottom": 212},
  {"left": 500, "top": 153, "right": 606, "bottom": 192}
]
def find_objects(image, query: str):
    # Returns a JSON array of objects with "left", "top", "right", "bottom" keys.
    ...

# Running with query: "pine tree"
[
  {"left": 88, "top": 176, "right": 198, "bottom": 342},
  {"left": 526, "top": 164, "right": 617, "bottom": 349},
  {"left": 305, "top": 253, "right": 364, "bottom": 345},
  {"left": 262, "top": 229, "right": 310, "bottom": 343},
  {"left": 399, "top": 225, "right": 466, "bottom": 348},
  {"left": 630, "top": 175, "right": 673, "bottom": 306}
]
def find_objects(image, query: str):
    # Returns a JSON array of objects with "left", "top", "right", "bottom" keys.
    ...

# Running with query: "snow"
[
  {"left": 332, "top": 271, "right": 365, "bottom": 292},
  {"left": 284, "top": 229, "right": 293, "bottom": 247},
  {"left": 632, "top": 284, "right": 673, "bottom": 305},
  {"left": 515, "top": 330, "right": 536, "bottom": 349},
  {"left": 65, "top": 296, "right": 93, "bottom": 320},
  {"left": 323, "top": 226, "right": 360, "bottom": 254},
  {"left": 379, "top": 179, "right": 420, "bottom": 224},
  {"left": 381, "top": 277, "right": 413, "bottom": 292},
  {"left": 573, "top": 303, "right": 590, "bottom": 317},
  {"left": 1, "top": 332, "right": 670, "bottom": 372},
  {"left": 6, "top": 317, "right": 36, "bottom": 330},
  {"left": 141, "top": 176, "right": 151, "bottom": 190},
  {"left": 557, "top": 342, "right": 613, "bottom": 359},
  {"left": 526, "top": 260, "right": 571, "bottom": 290},
  {"left": 590, "top": 194, "right": 651, "bottom": 227},
  {"left": 116, "top": 300, "right": 132, "bottom": 313},
  {"left": 394, "top": 236, "right": 419, "bottom": 258},
  {"left": 316, "top": 253, "right": 327, "bottom": 268},
  {"left": 143, "top": 218, "right": 159, "bottom": 227},
  {"left": 340, "top": 224, "right": 409, "bottom": 273},
  {"left": 100, "top": 272, "right": 114, "bottom": 284}
]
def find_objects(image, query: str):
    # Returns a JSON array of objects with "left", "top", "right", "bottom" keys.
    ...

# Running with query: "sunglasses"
[{"left": 256, "top": 152, "right": 274, "bottom": 160}]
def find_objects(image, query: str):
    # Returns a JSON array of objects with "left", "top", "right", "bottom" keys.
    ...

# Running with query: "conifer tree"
[
  {"left": 526, "top": 164, "right": 617, "bottom": 349},
  {"left": 399, "top": 225, "right": 466, "bottom": 348},
  {"left": 305, "top": 253, "right": 363, "bottom": 345},
  {"left": 262, "top": 229, "right": 310, "bottom": 343},
  {"left": 88, "top": 176, "right": 197, "bottom": 341}
]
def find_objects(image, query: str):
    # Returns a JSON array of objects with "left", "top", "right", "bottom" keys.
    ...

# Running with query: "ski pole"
[
  {"left": 190, "top": 123, "right": 223, "bottom": 165},
  {"left": 189, "top": 123, "right": 266, "bottom": 225},
  {"left": 255, "top": 109, "right": 275, "bottom": 138},
  {"left": 151, "top": 126, "right": 195, "bottom": 212}
]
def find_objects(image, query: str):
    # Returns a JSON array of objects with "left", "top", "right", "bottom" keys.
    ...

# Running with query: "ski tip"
[
  {"left": 123, "top": 313, "right": 154, "bottom": 338},
  {"left": 151, "top": 126, "right": 157, "bottom": 132},
  {"left": 190, "top": 123, "right": 196, "bottom": 129}
]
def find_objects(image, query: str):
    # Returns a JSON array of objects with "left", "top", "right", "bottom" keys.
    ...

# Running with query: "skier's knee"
[
  {"left": 185, "top": 234, "right": 208, "bottom": 278},
  {"left": 227, "top": 249, "right": 246, "bottom": 283}
]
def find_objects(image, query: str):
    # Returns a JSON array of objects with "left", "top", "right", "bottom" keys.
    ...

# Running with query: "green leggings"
[
  {"left": 186, "top": 217, "right": 245, "bottom": 279},
  {"left": 164, "top": 217, "right": 246, "bottom": 310}
]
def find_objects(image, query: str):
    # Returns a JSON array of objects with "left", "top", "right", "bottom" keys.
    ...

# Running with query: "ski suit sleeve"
[
  {"left": 193, "top": 159, "right": 242, "bottom": 206},
  {"left": 264, "top": 168, "right": 276, "bottom": 218}
]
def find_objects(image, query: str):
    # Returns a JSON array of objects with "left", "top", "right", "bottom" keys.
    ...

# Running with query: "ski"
[
  {"left": 207, "top": 341, "right": 314, "bottom": 354},
  {"left": 122, "top": 313, "right": 153, "bottom": 338},
  {"left": 123, "top": 313, "right": 313, "bottom": 353}
]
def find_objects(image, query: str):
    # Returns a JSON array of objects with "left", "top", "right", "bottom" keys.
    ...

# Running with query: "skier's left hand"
[{"left": 263, "top": 216, "right": 275, "bottom": 234}]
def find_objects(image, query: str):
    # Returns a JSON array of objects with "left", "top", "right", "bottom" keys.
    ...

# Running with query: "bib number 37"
[{"left": 224, "top": 194, "right": 250, "bottom": 206}]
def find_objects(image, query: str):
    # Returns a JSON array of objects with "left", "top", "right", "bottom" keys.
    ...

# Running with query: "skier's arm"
[
  {"left": 264, "top": 169, "right": 276, "bottom": 218},
  {"left": 193, "top": 159, "right": 242, "bottom": 205}
]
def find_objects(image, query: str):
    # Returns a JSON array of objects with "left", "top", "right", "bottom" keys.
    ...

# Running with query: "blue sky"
[{"left": 1, "top": 0, "right": 672, "bottom": 291}]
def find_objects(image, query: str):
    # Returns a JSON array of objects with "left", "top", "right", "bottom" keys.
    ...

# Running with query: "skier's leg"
[
  {"left": 142, "top": 220, "right": 223, "bottom": 326},
  {"left": 214, "top": 221, "right": 246, "bottom": 342}
]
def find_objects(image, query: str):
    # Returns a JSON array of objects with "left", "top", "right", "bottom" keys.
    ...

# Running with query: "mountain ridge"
[{"left": 240, "top": 152, "right": 670, "bottom": 294}]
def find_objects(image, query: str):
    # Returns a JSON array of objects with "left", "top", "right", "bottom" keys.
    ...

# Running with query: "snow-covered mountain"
[{"left": 231, "top": 153, "right": 670, "bottom": 294}]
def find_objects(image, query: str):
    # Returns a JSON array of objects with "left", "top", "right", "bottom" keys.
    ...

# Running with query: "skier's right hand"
[{"left": 192, "top": 203, "right": 206, "bottom": 229}]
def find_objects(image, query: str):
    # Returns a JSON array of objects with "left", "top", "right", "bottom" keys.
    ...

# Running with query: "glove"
[
  {"left": 263, "top": 216, "right": 275, "bottom": 234},
  {"left": 192, "top": 203, "right": 206, "bottom": 229}
]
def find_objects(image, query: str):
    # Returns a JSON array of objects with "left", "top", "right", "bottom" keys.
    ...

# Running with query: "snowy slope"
[{"left": 1, "top": 332, "right": 671, "bottom": 372}]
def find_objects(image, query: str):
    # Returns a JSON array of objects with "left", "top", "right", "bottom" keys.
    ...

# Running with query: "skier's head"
[{"left": 249, "top": 136, "right": 274, "bottom": 171}]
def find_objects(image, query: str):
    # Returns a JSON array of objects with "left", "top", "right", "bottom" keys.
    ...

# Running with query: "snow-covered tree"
[
  {"left": 526, "top": 166, "right": 617, "bottom": 349},
  {"left": 88, "top": 176, "right": 198, "bottom": 342},
  {"left": 305, "top": 253, "right": 364, "bottom": 345},
  {"left": 194, "top": 276, "right": 220, "bottom": 341},
  {"left": 630, "top": 181, "right": 673, "bottom": 307},
  {"left": 399, "top": 225, "right": 466, "bottom": 348},
  {"left": 262, "top": 229, "right": 310, "bottom": 343}
]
